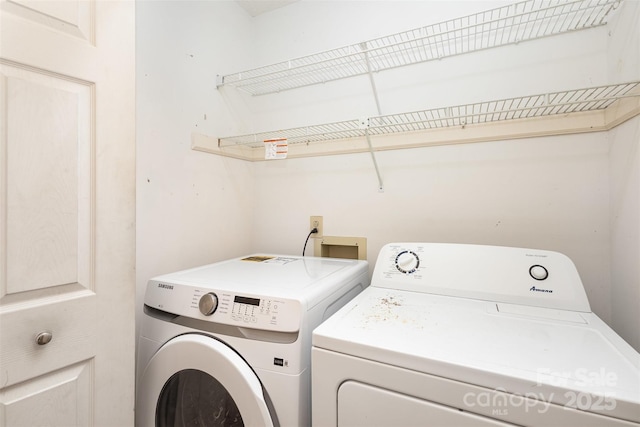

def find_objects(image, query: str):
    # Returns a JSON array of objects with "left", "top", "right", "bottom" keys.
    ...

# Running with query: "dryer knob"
[
  {"left": 199, "top": 292, "right": 219, "bottom": 316},
  {"left": 395, "top": 250, "right": 420, "bottom": 274}
]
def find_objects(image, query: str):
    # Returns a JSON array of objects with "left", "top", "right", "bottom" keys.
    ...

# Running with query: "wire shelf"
[
  {"left": 217, "top": 81, "right": 640, "bottom": 148},
  {"left": 218, "top": 0, "right": 621, "bottom": 96}
]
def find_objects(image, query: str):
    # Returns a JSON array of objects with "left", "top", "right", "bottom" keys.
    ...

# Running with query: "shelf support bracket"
[
  {"left": 361, "top": 42, "right": 384, "bottom": 192},
  {"left": 361, "top": 43, "right": 383, "bottom": 115},
  {"left": 364, "top": 127, "right": 384, "bottom": 192}
]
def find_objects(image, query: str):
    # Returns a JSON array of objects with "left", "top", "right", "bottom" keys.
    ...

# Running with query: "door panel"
[
  {"left": 0, "top": 360, "right": 92, "bottom": 426},
  {"left": 3, "top": 66, "right": 92, "bottom": 296},
  {"left": 0, "top": 0, "right": 135, "bottom": 425},
  {"left": 1, "top": 0, "right": 93, "bottom": 42}
]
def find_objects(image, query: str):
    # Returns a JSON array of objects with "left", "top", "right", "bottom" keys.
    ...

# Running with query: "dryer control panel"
[
  {"left": 144, "top": 280, "right": 302, "bottom": 333},
  {"left": 373, "top": 242, "right": 591, "bottom": 312}
]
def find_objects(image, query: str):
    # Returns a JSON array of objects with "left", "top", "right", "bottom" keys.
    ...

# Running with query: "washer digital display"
[{"left": 234, "top": 295, "right": 261, "bottom": 306}]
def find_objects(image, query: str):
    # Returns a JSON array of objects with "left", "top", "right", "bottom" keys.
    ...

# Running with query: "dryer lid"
[{"left": 313, "top": 286, "right": 640, "bottom": 422}]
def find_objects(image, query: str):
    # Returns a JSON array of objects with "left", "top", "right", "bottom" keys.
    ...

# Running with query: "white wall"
[
  {"left": 252, "top": 132, "right": 613, "bottom": 321},
  {"left": 136, "top": 0, "right": 256, "bottom": 336},
  {"left": 609, "top": 117, "right": 640, "bottom": 351},
  {"left": 608, "top": 0, "right": 640, "bottom": 351}
]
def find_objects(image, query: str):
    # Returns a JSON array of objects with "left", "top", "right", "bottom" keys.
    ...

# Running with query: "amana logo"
[
  {"left": 530, "top": 286, "right": 553, "bottom": 293},
  {"left": 158, "top": 283, "right": 174, "bottom": 290}
]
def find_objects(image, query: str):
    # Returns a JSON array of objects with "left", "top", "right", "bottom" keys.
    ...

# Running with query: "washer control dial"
[
  {"left": 395, "top": 250, "right": 420, "bottom": 274},
  {"left": 199, "top": 292, "right": 219, "bottom": 316},
  {"left": 529, "top": 265, "right": 549, "bottom": 281}
]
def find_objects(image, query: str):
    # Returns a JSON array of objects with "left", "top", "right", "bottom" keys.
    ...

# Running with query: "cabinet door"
[{"left": 0, "top": 0, "right": 135, "bottom": 425}]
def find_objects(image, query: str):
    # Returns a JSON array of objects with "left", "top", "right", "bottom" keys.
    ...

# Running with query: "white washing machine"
[
  {"left": 136, "top": 254, "right": 368, "bottom": 427},
  {"left": 312, "top": 243, "right": 640, "bottom": 426}
]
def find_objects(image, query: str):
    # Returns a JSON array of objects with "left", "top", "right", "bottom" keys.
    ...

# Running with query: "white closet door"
[{"left": 0, "top": 0, "right": 135, "bottom": 425}]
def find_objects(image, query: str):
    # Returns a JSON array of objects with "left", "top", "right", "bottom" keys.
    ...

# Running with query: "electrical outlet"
[{"left": 310, "top": 216, "right": 323, "bottom": 238}]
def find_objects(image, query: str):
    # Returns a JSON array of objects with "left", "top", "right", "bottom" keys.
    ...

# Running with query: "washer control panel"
[
  {"left": 373, "top": 242, "right": 591, "bottom": 312},
  {"left": 226, "top": 294, "right": 286, "bottom": 326},
  {"left": 145, "top": 281, "right": 301, "bottom": 333}
]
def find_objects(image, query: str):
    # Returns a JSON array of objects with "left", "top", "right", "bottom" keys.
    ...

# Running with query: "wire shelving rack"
[
  {"left": 217, "top": 82, "right": 640, "bottom": 148},
  {"left": 217, "top": 0, "right": 621, "bottom": 96}
]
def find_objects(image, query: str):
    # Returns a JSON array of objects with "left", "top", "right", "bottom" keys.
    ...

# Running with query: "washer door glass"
[
  {"left": 137, "top": 334, "right": 275, "bottom": 427},
  {"left": 157, "top": 369, "right": 243, "bottom": 427}
]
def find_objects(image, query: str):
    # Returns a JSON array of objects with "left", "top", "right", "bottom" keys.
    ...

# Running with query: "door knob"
[{"left": 35, "top": 331, "right": 53, "bottom": 345}]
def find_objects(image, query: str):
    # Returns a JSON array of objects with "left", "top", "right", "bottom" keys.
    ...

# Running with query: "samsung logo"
[
  {"left": 530, "top": 286, "right": 553, "bottom": 293},
  {"left": 158, "top": 283, "right": 174, "bottom": 290}
]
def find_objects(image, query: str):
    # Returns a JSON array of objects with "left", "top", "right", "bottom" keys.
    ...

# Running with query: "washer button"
[{"left": 529, "top": 265, "right": 549, "bottom": 281}]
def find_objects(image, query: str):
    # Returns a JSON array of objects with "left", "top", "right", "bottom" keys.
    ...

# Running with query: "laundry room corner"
[
  {"left": 135, "top": 0, "right": 257, "bottom": 340},
  {"left": 133, "top": 0, "right": 640, "bottom": 403},
  {"left": 609, "top": 117, "right": 640, "bottom": 352},
  {"left": 6, "top": 0, "right": 640, "bottom": 424},
  {"left": 606, "top": 0, "right": 640, "bottom": 352}
]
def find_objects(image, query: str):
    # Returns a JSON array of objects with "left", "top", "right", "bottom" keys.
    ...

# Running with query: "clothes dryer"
[
  {"left": 136, "top": 254, "right": 368, "bottom": 427},
  {"left": 312, "top": 243, "right": 640, "bottom": 426}
]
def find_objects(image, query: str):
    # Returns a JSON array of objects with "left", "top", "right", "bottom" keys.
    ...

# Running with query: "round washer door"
[{"left": 137, "top": 334, "right": 275, "bottom": 427}]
